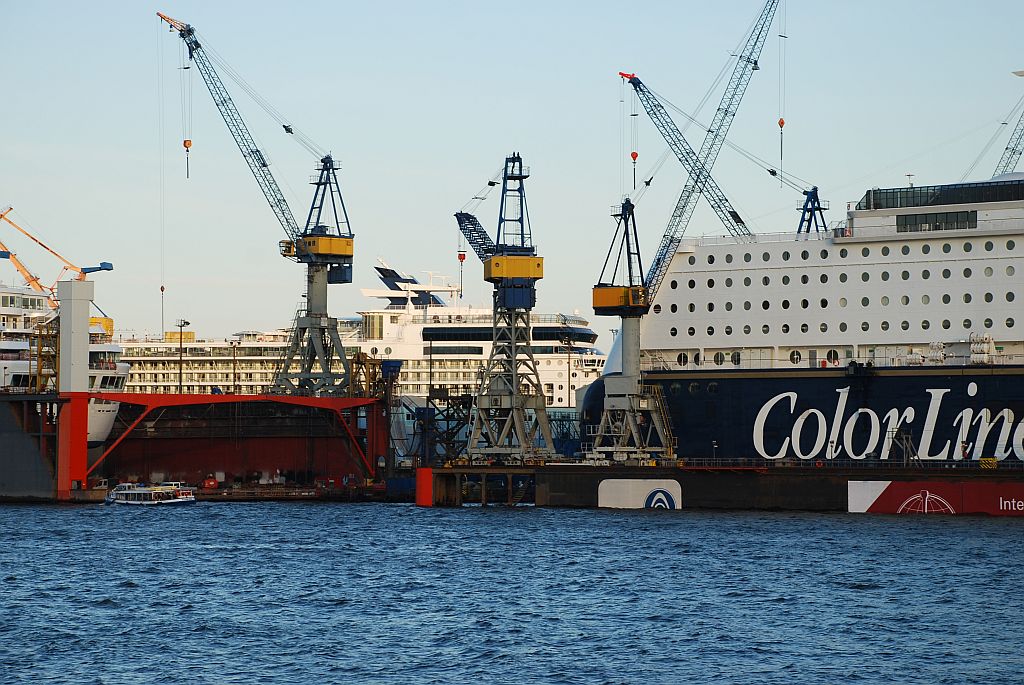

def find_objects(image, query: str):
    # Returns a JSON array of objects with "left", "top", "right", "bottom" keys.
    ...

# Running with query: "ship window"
[
  {"left": 761, "top": 300, "right": 770, "bottom": 310},
  {"left": 689, "top": 383, "right": 701, "bottom": 395},
  {"left": 653, "top": 304, "right": 662, "bottom": 313},
  {"left": 881, "top": 296, "right": 890, "bottom": 306},
  {"left": 687, "top": 327, "right": 695, "bottom": 336},
  {"left": 820, "top": 249, "right": 828, "bottom": 259},
  {"left": 900, "top": 295, "right": 910, "bottom": 305},
  {"left": 783, "top": 251, "right": 791, "bottom": 261},
  {"left": 861, "top": 272, "right": 869, "bottom": 282},
  {"left": 964, "top": 242, "right": 973, "bottom": 253},
  {"left": 782, "top": 299, "right": 791, "bottom": 309},
  {"left": 902, "top": 270, "right": 911, "bottom": 280},
  {"left": 782, "top": 275, "right": 791, "bottom": 285},
  {"left": 1008, "top": 292, "right": 1016, "bottom": 302},
  {"left": 1008, "top": 318, "right": 1015, "bottom": 328},
  {"left": 820, "top": 322, "right": 829, "bottom": 333},
  {"left": 963, "top": 319, "right": 972, "bottom": 329},
  {"left": 762, "top": 276, "right": 770, "bottom": 286},
  {"left": 670, "top": 280, "right": 678, "bottom": 289},
  {"left": 881, "top": 246, "right": 890, "bottom": 256},
  {"left": 901, "top": 320, "right": 909, "bottom": 330},
  {"left": 922, "top": 244, "right": 931, "bottom": 254},
  {"left": 985, "top": 318, "right": 993, "bottom": 328},
  {"left": 743, "top": 325, "right": 751, "bottom": 334},
  {"left": 861, "top": 322, "right": 869, "bottom": 331},
  {"left": 800, "top": 323, "right": 809, "bottom": 333},
  {"left": 942, "top": 319, "right": 951, "bottom": 329},
  {"left": 922, "top": 269, "right": 930, "bottom": 279},
  {"left": 801, "top": 299, "right": 809, "bottom": 309},
  {"left": 707, "top": 303, "right": 715, "bottom": 312},
  {"left": 688, "top": 279, "right": 696, "bottom": 289},
  {"left": 801, "top": 250, "right": 809, "bottom": 260},
  {"left": 1008, "top": 266, "right": 1016, "bottom": 276},
  {"left": 762, "top": 324, "right": 770, "bottom": 334},
  {"left": 862, "top": 247, "right": 870, "bottom": 257},
  {"left": 744, "top": 277, "right": 752, "bottom": 286},
  {"left": 963, "top": 268, "right": 972, "bottom": 278},
  {"left": 839, "top": 273, "right": 848, "bottom": 283},
  {"left": 744, "top": 253, "right": 752, "bottom": 263},
  {"left": 820, "top": 298, "right": 828, "bottom": 308},
  {"left": 827, "top": 349, "right": 839, "bottom": 364},
  {"left": 713, "top": 352, "right": 725, "bottom": 366},
  {"left": 723, "top": 277, "right": 732, "bottom": 288},
  {"left": 725, "top": 253, "right": 734, "bottom": 263},
  {"left": 671, "top": 327, "right": 678, "bottom": 337},
  {"left": 942, "top": 243, "right": 951, "bottom": 253},
  {"left": 963, "top": 293, "right": 972, "bottom": 303},
  {"left": 707, "top": 278, "right": 715, "bottom": 288},
  {"left": 942, "top": 294, "right": 951, "bottom": 304},
  {"left": 689, "top": 303, "right": 696, "bottom": 313},
  {"left": 677, "top": 353, "right": 688, "bottom": 366},
  {"left": 688, "top": 256, "right": 696, "bottom": 265},
  {"left": 840, "top": 248, "right": 848, "bottom": 258},
  {"left": 725, "top": 302, "right": 733, "bottom": 311},
  {"left": 789, "top": 350, "right": 801, "bottom": 364},
  {"left": 985, "top": 241, "right": 994, "bottom": 252},
  {"left": 984, "top": 267, "right": 993, "bottom": 277},
  {"left": 840, "top": 297, "right": 847, "bottom": 307},
  {"left": 901, "top": 245, "right": 910, "bottom": 255},
  {"left": 940, "top": 268, "right": 951, "bottom": 279},
  {"left": 801, "top": 274, "right": 809, "bottom": 285},
  {"left": 669, "top": 303, "right": 677, "bottom": 313},
  {"left": 763, "top": 252, "right": 770, "bottom": 262},
  {"left": 922, "top": 320, "right": 931, "bottom": 330},
  {"left": 782, "top": 323, "right": 790, "bottom": 333},
  {"left": 881, "top": 321, "right": 890, "bottom": 331},
  {"left": 839, "top": 322, "right": 848, "bottom": 332},
  {"left": 744, "top": 301, "right": 751, "bottom": 311},
  {"left": 861, "top": 297, "right": 870, "bottom": 307},
  {"left": 881, "top": 271, "right": 890, "bottom": 281},
  {"left": 725, "top": 325, "right": 733, "bottom": 335},
  {"left": 1007, "top": 240, "right": 1016, "bottom": 251},
  {"left": 921, "top": 294, "right": 930, "bottom": 304},
  {"left": 820, "top": 274, "right": 828, "bottom": 284},
  {"left": 707, "top": 326, "right": 715, "bottom": 336},
  {"left": 707, "top": 255, "right": 715, "bottom": 265}
]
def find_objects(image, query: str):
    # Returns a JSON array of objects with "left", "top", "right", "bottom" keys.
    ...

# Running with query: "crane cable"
[
  {"left": 157, "top": 18, "right": 167, "bottom": 337},
  {"left": 178, "top": 39, "right": 193, "bottom": 178},
  {"left": 777, "top": 0, "right": 787, "bottom": 187},
  {"left": 961, "top": 91, "right": 1024, "bottom": 182}
]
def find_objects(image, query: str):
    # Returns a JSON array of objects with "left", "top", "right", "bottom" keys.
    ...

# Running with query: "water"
[{"left": 0, "top": 504, "right": 1020, "bottom": 684}]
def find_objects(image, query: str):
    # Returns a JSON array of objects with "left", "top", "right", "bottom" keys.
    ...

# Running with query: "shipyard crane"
[
  {"left": 589, "top": 198, "right": 674, "bottom": 460},
  {"left": 456, "top": 153, "right": 555, "bottom": 462},
  {"left": 637, "top": 0, "right": 778, "bottom": 299},
  {"left": 993, "top": 71, "right": 1024, "bottom": 176},
  {"left": 158, "top": 12, "right": 354, "bottom": 396}
]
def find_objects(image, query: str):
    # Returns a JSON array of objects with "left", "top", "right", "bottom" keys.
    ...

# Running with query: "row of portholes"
[
  {"left": 690, "top": 239, "right": 1016, "bottom": 266},
  {"left": 670, "top": 264, "right": 1016, "bottom": 290},
  {"left": 675, "top": 349, "right": 843, "bottom": 367},
  {"left": 655, "top": 290, "right": 1016, "bottom": 315},
  {"left": 668, "top": 317, "right": 1015, "bottom": 337},
  {"left": 668, "top": 380, "right": 721, "bottom": 395}
]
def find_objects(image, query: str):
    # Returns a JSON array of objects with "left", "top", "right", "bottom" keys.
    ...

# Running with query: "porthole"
[
  {"left": 820, "top": 274, "right": 828, "bottom": 284},
  {"left": 744, "top": 301, "right": 752, "bottom": 311},
  {"left": 707, "top": 278, "right": 715, "bottom": 288},
  {"left": 881, "top": 296, "right": 890, "bottom": 306},
  {"left": 761, "top": 300, "right": 770, "bottom": 310},
  {"left": 762, "top": 324, "right": 770, "bottom": 334},
  {"left": 686, "top": 327, "right": 695, "bottom": 336},
  {"left": 963, "top": 293, "right": 972, "bottom": 304},
  {"left": 861, "top": 272, "right": 870, "bottom": 282},
  {"left": 671, "top": 382, "right": 683, "bottom": 395},
  {"left": 763, "top": 252, "right": 771, "bottom": 262},
  {"left": 707, "top": 255, "right": 715, "bottom": 265},
  {"left": 900, "top": 295, "right": 909, "bottom": 305},
  {"left": 707, "top": 303, "right": 715, "bottom": 312},
  {"left": 371, "top": 347, "right": 379, "bottom": 355},
  {"left": 839, "top": 273, "right": 848, "bottom": 283},
  {"left": 782, "top": 323, "right": 790, "bottom": 334},
  {"left": 839, "top": 322, "right": 848, "bottom": 332},
  {"left": 861, "top": 297, "right": 870, "bottom": 307},
  {"left": 942, "top": 269, "right": 951, "bottom": 279},
  {"left": 861, "top": 321, "right": 869, "bottom": 331},
  {"left": 762, "top": 276, "right": 770, "bottom": 286},
  {"left": 964, "top": 242, "right": 973, "bottom": 253},
  {"left": 801, "top": 274, "right": 810, "bottom": 285},
  {"left": 693, "top": 352, "right": 701, "bottom": 365},
  {"left": 688, "top": 279, "right": 696, "bottom": 289},
  {"left": 881, "top": 271, "right": 890, "bottom": 282},
  {"left": 670, "top": 280, "right": 678, "bottom": 289},
  {"left": 671, "top": 327, "right": 678, "bottom": 336},
  {"left": 942, "top": 243, "right": 951, "bottom": 254},
  {"left": 881, "top": 321, "right": 890, "bottom": 331},
  {"left": 677, "top": 352, "right": 686, "bottom": 366},
  {"left": 820, "top": 323, "right": 828, "bottom": 333},
  {"left": 840, "top": 297, "right": 848, "bottom": 307},
  {"left": 725, "top": 277, "right": 733, "bottom": 287},
  {"left": 744, "top": 253, "right": 752, "bottom": 263},
  {"left": 707, "top": 326, "right": 715, "bottom": 336},
  {"left": 782, "top": 275, "right": 790, "bottom": 285},
  {"left": 901, "top": 245, "right": 910, "bottom": 255},
  {"left": 1008, "top": 292, "right": 1016, "bottom": 302},
  {"left": 669, "top": 303, "right": 677, "bottom": 313},
  {"left": 984, "top": 318, "right": 993, "bottom": 329},
  {"left": 862, "top": 247, "right": 870, "bottom": 257},
  {"left": 1008, "top": 240, "right": 1016, "bottom": 251},
  {"left": 789, "top": 350, "right": 802, "bottom": 364},
  {"left": 820, "top": 249, "right": 828, "bottom": 259},
  {"left": 942, "top": 294, "right": 951, "bottom": 304},
  {"left": 984, "top": 267, "right": 993, "bottom": 277},
  {"left": 901, "top": 270, "right": 910, "bottom": 281},
  {"left": 744, "top": 277, "right": 752, "bottom": 286},
  {"left": 731, "top": 351, "right": 741, "bottom": 365},
  {"left": 963, "top": 268, "right": 972, "bottom": 278},
  {"left": 881, "top": 246, "right": 890, "bottom": 256},
  {"left": 922, "top": 244, "right": 931, "bottom": 255},
  {"left": 708, "top": 382, "right": 718, "bottom": 395},
  {"left": 1008, "top": 318, "right": 1016, "bottom": 328},
  {"left": 800, "top": 323, "right": 809, "bottom": 333},
  {"left": 922, "top": 269, "right": 930, "bottom": 279},
  {"left": 820, "top": 298, "right": 828, "bottom": 308},
  {"left": 688, "top": 303, "right": 696, "bottom": 313},
  {"left": 743, "top": 325, "right": 751, "bottom": 334},
  {"left": 901, "top": 320, "right": 909, "bottom": 331},
  {"left": 384, "top": 347, "right": 392, "bottom": 355},
  {"left": 1007, "top": 266, "right": 1016, "bottom": 276},
  {"left": 713, "top": 352, "right": 725, "bottom": 366},
  {"left": 985, "top": 241, "right": 994, "bottom": 252},
  {"left": 921, "top": 294, "right": 930, "bottom": 305},
  {"left": 942, "top": 320, "right": 951, "bottom": 329},
  {"left": 689, "top": 382, "right": 701, "bottom": 395},
  {"left": 800, "top": 250, "right": 809, "bottom": 260},
  {"left": 782, "top": 299, "right": 791, "bottom": 309},
  {"left": 801, "top": 299, "right": 809, "bottom": 309},
  {"left": 725, "top": 302, "right": 733, "bottom": 312},
  {"left": 922, "top": 320, "right": 931, "bottom": 330},
  {"left": 725, "top": 253, "right": 734, "bottom": 263},
  {"left": 653, "top": 304, "right": 662, "bottom": 314},
  {"left": 688, "top": 256, "right": 696, "bottom": 266},
  {"left": 725, "top": 325, "right": 733, "bottom": 335},
  {"left": 962, "top": 318, "right": 972, "bottom": 329},
  {"left": 782, "top": 251, "right": 791, "bottom": 261},
  {"left": 826, "top": 349, "right": 839, "bottom": 364}
]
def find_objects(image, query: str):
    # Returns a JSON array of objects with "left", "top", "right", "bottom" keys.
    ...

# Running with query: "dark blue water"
[{"left": 0, "top": 504, "right": 1020, "bottom": 684}]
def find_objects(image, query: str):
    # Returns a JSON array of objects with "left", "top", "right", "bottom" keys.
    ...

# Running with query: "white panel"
[
  {"left": 597, "top": 479, "right": 682, "bottom": 510},
  {"left": 847, "top": 480, "right": 891, "bottom": 513}
]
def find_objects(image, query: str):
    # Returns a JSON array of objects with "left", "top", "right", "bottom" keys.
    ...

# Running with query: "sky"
[{"left": 3, "top": 1, "right": 1024, "bottom": 348}]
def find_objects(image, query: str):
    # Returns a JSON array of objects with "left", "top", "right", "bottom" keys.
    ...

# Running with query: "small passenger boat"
[{"left": 105, "top": 482, "right": 197, "bottom": 505}]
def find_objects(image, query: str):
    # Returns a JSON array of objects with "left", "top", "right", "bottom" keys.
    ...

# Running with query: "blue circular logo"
[{"left": 644, "top": 488, "right": 677, "bottom": 510}]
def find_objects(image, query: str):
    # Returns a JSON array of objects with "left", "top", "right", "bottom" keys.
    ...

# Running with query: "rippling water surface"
[{"left": 0, "top": 503, "right": 1021, "bottom": 684}]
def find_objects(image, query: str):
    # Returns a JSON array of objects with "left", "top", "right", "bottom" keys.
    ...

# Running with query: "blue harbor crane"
[
  {"left": 158, "top": 12, "right": 354, "bottom": 396},
  {"left": 456, "top": 154, "right": 555, "bottom": 462}
]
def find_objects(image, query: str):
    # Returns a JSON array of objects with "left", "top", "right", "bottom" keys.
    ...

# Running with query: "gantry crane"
[
  {"left": 158, "top": 12, "right": 354, "bottom": 396},
  {"left": 637, "top": 0, "right": 778, "bottom": 300},
  {"left": 993, "top": 71, "right": 1024, "bottom": 177},
  {"left": 457, "top": 153, "right": 555, "bottom": 463},
  {"left": 589, "top": 198, "right": 673, "bottom": 460}
]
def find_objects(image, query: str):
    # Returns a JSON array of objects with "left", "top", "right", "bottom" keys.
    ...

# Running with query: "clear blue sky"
[{"left": 3, "top": 1, "right": 1023, "bottom": 346}]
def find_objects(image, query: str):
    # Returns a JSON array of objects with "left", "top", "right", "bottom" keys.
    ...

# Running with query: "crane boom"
[
  {"left": 994, "top": 102, "right": 1024, "bottom": 176},
  {"left": 455, "top": 211, "right": 496, "bottom": 260},
  {"left": 639, "top": 0, "right": 778, "bottom": 298},
  {"left": 157, "top": 12, "right": 301, "bottom": 244}
]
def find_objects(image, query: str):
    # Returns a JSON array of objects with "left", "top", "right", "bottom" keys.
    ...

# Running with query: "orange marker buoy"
[
  {"left": 778, "top": 118, "right": 785, "bottom": 129},
  {"left": 630, "top": 151, "right": 638, "bottom": 162},
  {"left": 183, "top": 139, "right": 192, "bottom": 150}
]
